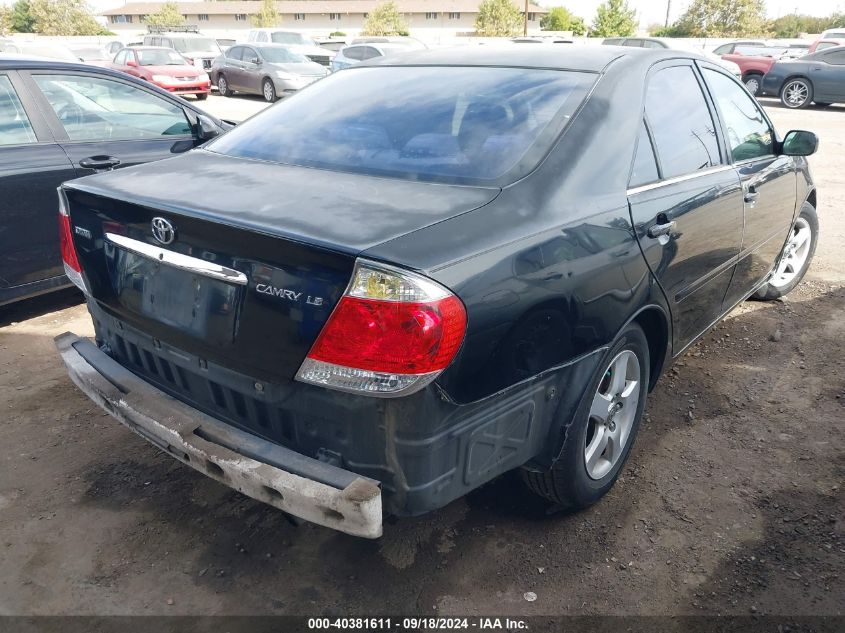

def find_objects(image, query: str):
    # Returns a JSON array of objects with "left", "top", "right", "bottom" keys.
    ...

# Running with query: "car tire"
[
  {"left": 217, "top": 74, "right": 231, "bottom": 97},
  {"left": 262, "top": 78, "right": 277, "bottom": 102},
  {"left": 521, "top": 322, "right": 650, "bottom": 510},
  {"left": 752, "top": 202, "right": 818, "bottom": 301},
  {"left": 780, "top": 77, "right": 813, "bottom": 109},
  {"left": 743, "top": 73, "right": 763, "bottom": 96},
  {"left": 195, "top": 93, "right": 208, "bottom": 101}
]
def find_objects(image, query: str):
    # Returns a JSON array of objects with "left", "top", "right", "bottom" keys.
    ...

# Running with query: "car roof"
[{"left": 362, "top": 44, "right": 659, "bottom": 72}]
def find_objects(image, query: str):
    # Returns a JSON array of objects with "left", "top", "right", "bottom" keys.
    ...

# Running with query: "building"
[{"left": 100, "top": 1, "right": 548, "bottom": 38}]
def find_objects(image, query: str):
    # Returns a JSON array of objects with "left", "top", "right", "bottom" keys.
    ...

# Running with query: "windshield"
[
  {"left": 270, "top": 32, "right": 317, "bottom": 46},
  {"left": 259, "top": 47, "right": 309, "bottom": 63},
  {"left": 208, "top": 66, "right": 595, "bottom": 185},
  {"left": 171, "top": 37, "right": 220, "bottom": 54},
  {"left": 138, "top": 49, "right": 188, "bottom": 65}
]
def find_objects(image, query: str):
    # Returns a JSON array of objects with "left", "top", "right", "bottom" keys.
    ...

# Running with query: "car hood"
[
  {"left": 142, "top": 64, "right": 202, "bottom": 76},
  {"left": 267, "top": 61, "right": 327, "bottom": 76},
  {"left": 67, "top": 149, "right": 501, "bottom": 254}
]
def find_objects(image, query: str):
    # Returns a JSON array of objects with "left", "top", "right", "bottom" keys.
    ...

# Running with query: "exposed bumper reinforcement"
[{"left": 55, "top": 332, "right": 383, "bottom": 538}]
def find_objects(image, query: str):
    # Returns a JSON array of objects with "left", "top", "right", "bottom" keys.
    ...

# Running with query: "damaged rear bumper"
[{"left": 55, "top": 332, "right": 383, "bottom": 538}]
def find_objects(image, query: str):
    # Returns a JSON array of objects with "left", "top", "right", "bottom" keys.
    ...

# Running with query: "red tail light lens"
[
  {"left": 58, "top": 213, "right": 81, "bottom": 273},
  {"left": 296, "top": 260, "right": 467, "bottom": 396},
  {"left": 58, "top": 187, "right": 87, "bottom": 293}
]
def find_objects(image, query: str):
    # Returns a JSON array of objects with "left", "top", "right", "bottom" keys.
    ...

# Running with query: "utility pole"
[
  {"left": 524, "top": 0, "right": 529, "bottom": 36},
  {"left": 664, "top": 0, "right": 671, "bottom": 27}
]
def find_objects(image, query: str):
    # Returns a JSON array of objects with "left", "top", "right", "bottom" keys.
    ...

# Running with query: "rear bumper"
[{"left": 55, "top": 332, "right": 383, "bottom": 538}]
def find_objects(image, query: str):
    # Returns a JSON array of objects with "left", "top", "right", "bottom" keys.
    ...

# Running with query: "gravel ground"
[{"left": 0, "top": 102, "right": 842, "bottom": 618}]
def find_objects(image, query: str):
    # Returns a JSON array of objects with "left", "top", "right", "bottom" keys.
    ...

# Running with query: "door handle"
[
  {"left": 647, "top": 218, "right": 675, "bottom": 239},
  {"left": 744, "top": 187, "right": 759, "bottom": 204},
  {"left": 79, "top": 155, "right": 121, "bottom": 171}
]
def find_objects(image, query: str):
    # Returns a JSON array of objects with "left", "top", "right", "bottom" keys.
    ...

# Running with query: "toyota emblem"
[{"left": 151, "top": 217, "right": 175, "bottom": 245}]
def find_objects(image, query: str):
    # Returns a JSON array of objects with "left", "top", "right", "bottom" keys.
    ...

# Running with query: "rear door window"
[
  {"left": 645, "top": 65, "right": 720, "bottom": 178},
  {"left": 0, "top": 75, "right": 37, "bottom": 146},
  {"left": 209, "top": 66, "right": 596, "bottom": 185},
  {"left": 32, "top": 74, "right": 192, "bottom": 141}
]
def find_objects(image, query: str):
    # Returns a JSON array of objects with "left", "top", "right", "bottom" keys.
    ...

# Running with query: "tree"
[
  {"left": 591, "top": 0, "right": 637, "bottom": 37},
  {"left": 672, "top": 0, "right": 768, "bottom": 38},
  {"left": 10, "top": 0, "right": 35, "bottom": 33},
  {"left": 252, "top": 0, "right": 279, "bottom": 28},
  {"left": 362, "top": 1, "right": 408, "bottom": 36},
  {"left": 30, "top": 0, "right": 109, "bottom": 36},
  {"left": 475, "top": 0, "right": 522, "bottom": 37},
  {"left": 144, "top": 1, "right": 186, "bottom": 28},
  {"left": 0, "top": 6, "right": 10, "bottom": 35},
  {"left": 768, "top": 12, "right": 845, "bottom": 38},
  {"left": 541, "top": 6, "right": 587, "bottom": 34}
]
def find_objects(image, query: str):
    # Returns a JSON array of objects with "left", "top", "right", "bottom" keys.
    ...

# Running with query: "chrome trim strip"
[
  {"left": 105, "top": 233, "right": 248, "bottom": 286},
  {"left": 627, "top": 165, "right": 735, "bottom": 196}
]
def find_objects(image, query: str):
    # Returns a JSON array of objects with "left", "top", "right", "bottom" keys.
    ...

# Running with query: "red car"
[
  {"left": 721, "top": 52, "right": 777, "bottom": 96},
  {"left": 109, "top": 46, "right": 210, "bottom": 100}
]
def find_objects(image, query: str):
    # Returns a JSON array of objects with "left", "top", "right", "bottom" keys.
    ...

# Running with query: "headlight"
[{"left": 152, "top": 74, "right": 177, "bottom": 84}]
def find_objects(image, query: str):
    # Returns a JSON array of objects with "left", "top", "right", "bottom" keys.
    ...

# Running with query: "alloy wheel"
[
  {"left": 783, "top": 80, "right": 809, "bottom": 107},
  {"left": 770, "top": 217, "right": 813, "bottom": 288},
  {"left": 585, "top": 350, "right": 641, "bottom": 480},
  {"left": 263, "top": 80, "right": 275, "bottom": 102}
]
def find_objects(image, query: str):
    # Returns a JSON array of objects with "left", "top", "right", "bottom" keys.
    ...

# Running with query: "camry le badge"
[{"left": 151, "top": 217, "right": 176, "bottom": 245}]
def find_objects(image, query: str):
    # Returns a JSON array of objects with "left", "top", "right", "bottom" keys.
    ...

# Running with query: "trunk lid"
[{"left": 64, "top": 150, "right": 498, "bottom": 382}]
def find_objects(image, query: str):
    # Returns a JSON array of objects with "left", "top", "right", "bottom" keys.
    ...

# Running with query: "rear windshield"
[
  {"left": 170, "top": 37, "right": 220, "bottom": 54},
  {"left": 208, "top": 66, "right": 594, "bottom": 185},
  {"left": 271, "top": 32, "right": 316, "bottom": 46}
]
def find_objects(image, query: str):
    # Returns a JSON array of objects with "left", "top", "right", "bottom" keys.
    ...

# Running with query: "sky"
[{"left": 6, "top": 0, "right": 845, "bottom": 26}]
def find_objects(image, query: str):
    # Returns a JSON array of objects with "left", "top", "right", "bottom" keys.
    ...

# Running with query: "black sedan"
[
  {"left": 761, "top": 45, "right": 845, "bottom": 108},
  {"left": 55, "top": 47, "right": 818, "bottom": 538},
  {"left": 0, "top": 55, "right": 230, "bottom": 307}
]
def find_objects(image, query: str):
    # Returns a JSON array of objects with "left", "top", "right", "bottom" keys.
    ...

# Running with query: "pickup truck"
[{"left": 720, "top": 52, "right": 777, "bottom": 95}]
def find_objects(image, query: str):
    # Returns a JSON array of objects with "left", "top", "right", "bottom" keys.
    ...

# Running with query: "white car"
[
  {"left": 143, "top": 31, "right": 223, "bottom": 72},
  {"left": 247, "top": 29, "right": 333, "bottom": 69}
]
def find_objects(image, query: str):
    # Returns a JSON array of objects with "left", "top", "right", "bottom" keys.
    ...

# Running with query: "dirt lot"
[{"left": 0, "top": 103, "right": 842, "bottom": 619}]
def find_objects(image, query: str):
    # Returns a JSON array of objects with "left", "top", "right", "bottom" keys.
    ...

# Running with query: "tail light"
[
  {"left": 58, "top": 188, "right": 87, "bottom": 293},
  {"left": 296, "top": 260, "right": 467, "bottom": 397}
]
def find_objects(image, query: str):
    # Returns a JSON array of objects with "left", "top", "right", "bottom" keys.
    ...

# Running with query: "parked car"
[
  {"left": 349, "top": 36, "right": 427, "bottom": 50},
  {"left": 761, "top": 45, "right": 845, "bottom": 108},
  {"left": 819, "top": 28, "right": 845, "bottom": 39},
  {"left": 143, "top": 30, "right": 222, "bottom": 72},
  {"left": 711, "top": 40, "right": 767, "bottom": 55},
  {"left": 602, "top": 37, "right": 742, "bottom": 76},
  {"left": 55, "top": 47, "right": 818, "bottom": 538},
  {"left": 216, "top": 38, "right": 237, "bottom": 52},
  {"left": 331, "top": 43, "right": 409, "bottom": 71},
  {"left": 246, "top": 29, "right": 333, "bottom": 67},
  {"left": 211, "top": 44, "right": 328, "bottom": 102},
  {"left": 108, "top": 47, "right": 211, "bottom": 100},
  {"left": 720, "top": 52, "right": 777, "bottom": 95},
  {"left": 0, "top": 41, "right": 80, "bottom": 62},
  {"left": 315, "top": 38, "right": 348, "bottom": 52},
  {"left": 808, "top": 38, "right": 845, "bottom": 54},
  {"left": 67, "top": 45, "right": 112, "bottom": 63},
  {"left": 0, "top": 55, "right": 230, "bottom": 306}
]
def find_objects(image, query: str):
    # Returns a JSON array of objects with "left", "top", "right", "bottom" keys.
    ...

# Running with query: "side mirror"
[
  {"left": 250, "top": 57, "right": 261, "bottom": 65},
  {"left": 781, "top": 130, "right": 818, "bottom": 156},
  {"left": 126, "top": 59, "right": 137, "bottom": 67},
  {"left": 196, "top": 114, "right": 221, "bottom": 142}
]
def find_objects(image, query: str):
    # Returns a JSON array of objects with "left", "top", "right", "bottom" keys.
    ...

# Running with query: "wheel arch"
[
  {"left": 806, "top": 188, "right": 817, "bottom": 210},
  {"left": 782, "top": 74, "right": 813, "bottom": 91},
  {"left": 625, "top": 304, "right": 671, "bottom": 392}
]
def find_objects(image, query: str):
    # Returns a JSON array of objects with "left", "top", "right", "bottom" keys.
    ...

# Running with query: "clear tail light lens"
[
  {"left": 295, "top": 260, "right": 467, "bottom": 397},
  {"left": 58, "top": 188, "right": 87, "bottom": 293}
]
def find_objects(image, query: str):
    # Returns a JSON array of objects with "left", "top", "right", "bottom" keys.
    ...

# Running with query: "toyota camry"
[{"left": 55, "top": 46, "right": 818, "bottom": 538}]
